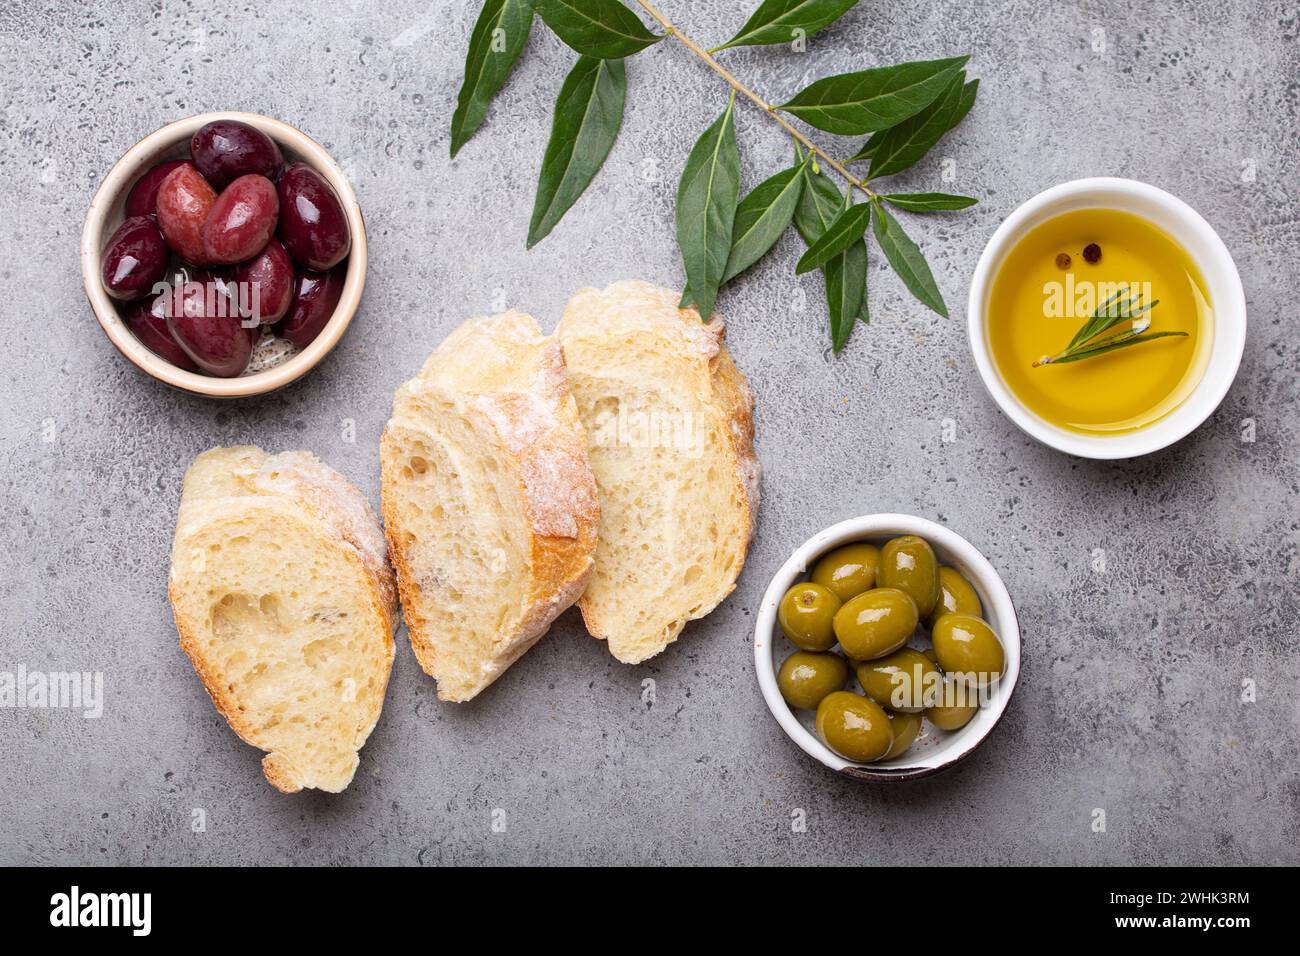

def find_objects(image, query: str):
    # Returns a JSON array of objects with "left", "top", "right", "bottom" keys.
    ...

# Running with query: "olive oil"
[{"left": 987, "top": 208, "right": 1212, "bottom": 434}]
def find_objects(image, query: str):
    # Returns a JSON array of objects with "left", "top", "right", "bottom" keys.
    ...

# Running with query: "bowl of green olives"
[{"left": 754, "top": 515, "right": 1020, "bottom": 781}]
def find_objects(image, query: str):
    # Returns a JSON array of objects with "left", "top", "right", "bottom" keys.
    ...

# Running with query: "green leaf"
[
  {"left": 450, "top": 0, "right": 535, "bottom": 158},
  {"left": 824, "top": 238, "right": 867, "bottom": 351},
  {"left": 779, "top": 55, "right": 968, "bottom": 135},
  {"left": 846, "top": 135, "right": 880, "bottom": 163},
  {"left": 1034, "top": 290, "right": 1187, "bottom": 366},
  {"left": 722, "top": 159, "right": 807, "bottom": 282},
  {"left": 795, "top": 201, "right": 871, "bottom": 274},
  {"left": 956, "top": 77, "right": 979, "bottom": 126},
  {"left": 871, "top": 200, "right": 947, "bottom": 317},
  {"left": 715, "top": 0, "right": 860, "bottom": 51},
  {"left": 675, "top": 94, "right": 742, "bottom": 321},
  {"left": 528, "top": 56, "right": 626, "bottom": 248},
  {"left": 1068, "top": 288, "right": 1157, "bottom": 349},
  {"left": 867, "top": 73, "right": 976, "bottom": 179},
  {"left": 680, "top": 159, "right": 805, "bottom": 307},
  {"left": 882, "top": 192, "right": 977, "bottom": 212},
  {"left": 681, "top": 158, "right": 800, "bottom": 306},
  {"left": 529, "top": 0, "right": 662, "bottom": 58},
  {"left": 792, "top": 168, "right": 866, "bottom": 351},
  {"left": 792, "top": 164, "right": 844, "bottom": 243},
  {"left": 1049, "top": 330, "right": 1187, "bottom": 364}
]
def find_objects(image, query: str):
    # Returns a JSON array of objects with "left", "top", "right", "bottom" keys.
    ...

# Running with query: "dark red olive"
[
  {"left": 101, "top": 215, "right": 169, "bottom": 301},
  {"left": 156, "top": 163, "right": 216, "bottom": 265},
  {"left": 124, "top": 160, "right": 188, "bottom": 219},
  {"left": 277, "top": 163, "right": 350, "bottom": 270},
  {"left": 164, "top": 271, "right": 254, "bottom": 377},
  {"left": 276, "top": 266, "right": 345, "bottom": 347},
  {"left": 191, "top": 120, "right": 283, "bottom": 191},
  {"left": 202, "top": 174, "right": 279, "bottom": 265},
  {"left": 124, "top": 295, "right": 199, "bottom": 372},
  {"left": 231, "top": 237, "right": 294, "bottom": 325}
]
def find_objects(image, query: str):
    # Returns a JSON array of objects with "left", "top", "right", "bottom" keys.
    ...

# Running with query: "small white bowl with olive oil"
[{"left": 968, "top": 178, "right": 1246, "bottom": 459}]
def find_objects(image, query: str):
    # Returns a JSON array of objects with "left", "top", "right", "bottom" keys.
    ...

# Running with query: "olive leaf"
[
  {"left": 847, "top": 74, "right": 974, "bottom": 165},
  {"left": 450, "top": 0, "right": 534, "bottom": 158},
  {"left": 459, "top": 3, "right": 981, "bottom": 354},
  {"left": 848, "top": 137, "right": 880, "bottom": 162},
  {"left": 871, "top": 199, "right": 946, "bottom": 317},
  {"left": 858, "top": 74, "right": 977, "bottom": 178},
  {"left": 882, "top": 192, "right": 977, "bottom": 212},
  {"left": 528, "top": 56, "right": 626, "bottom": 248},
  {"left": 795, "top": 167, "right": 867, "bottom": 351},
  {"left": 675, "top": 93, "right": 741, "bottom": 321},
  {"left": 714, "top": 0, "right": 860, "bottom": 52},
  {"left": 529, "top": 0, "right": 662, "bottom": 58},
  {"left": 956, "top": 77, "right": 978, "bottom": 119},
  {"left": 795, "top": 200, "right": 871, "bottom": 274},
  {"left": 792, "top": 164, "right": 843, "bottom": 242},
  {"left": 779, "top": 56, "right": 968, "bottom": 135},
  {"left": 824, "top": 240, "right": 868, "bottom": 350},
  {"left": 722, "top": 159, "right": 807, "bottom": 282},
  {"left": 681, "top": 156, "right": 807, "bottom": 307}
]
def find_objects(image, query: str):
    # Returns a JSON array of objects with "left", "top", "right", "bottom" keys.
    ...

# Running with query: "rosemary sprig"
[{"left": 1032, "top": 287, "right": 1187, "bottom": 368}]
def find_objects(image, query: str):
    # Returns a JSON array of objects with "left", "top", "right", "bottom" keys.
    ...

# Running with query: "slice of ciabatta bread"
[
  {"left": 556, "top": 280, "right": 759, "bottom": 664},
  {"left": 169, "top": 446, "right": 397, "bottom": 794},
  {"left": 380, "top": 310, "right": 599, "bottom": 702}
]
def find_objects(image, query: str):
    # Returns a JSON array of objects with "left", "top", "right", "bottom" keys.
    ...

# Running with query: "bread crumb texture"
[
  {"left": 557, "top": 280, "right": 759, "bottom": 664},
  {"left": 381, "top": 310, "right": 598, "bottom": 702},
  {"left": 169, "top": 446, "right": 396, "bottom": 794}
]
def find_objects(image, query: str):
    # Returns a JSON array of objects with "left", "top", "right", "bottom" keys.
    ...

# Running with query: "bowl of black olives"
[
  {"left": 754, "top": 514, "right": 1021, "bottom": 781},
  {"left": 81, "top": 112, "right": 365, "bottom": 398}
]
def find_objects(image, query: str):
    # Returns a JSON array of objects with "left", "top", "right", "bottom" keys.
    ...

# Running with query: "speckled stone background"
[{"left": 1, "top": 0, "right": 1296, "bottom": 866}]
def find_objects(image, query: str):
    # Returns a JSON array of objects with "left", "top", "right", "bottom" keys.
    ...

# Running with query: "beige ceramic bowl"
[{"left": 80, "top": 111, "right": 366, "bottom": 398}]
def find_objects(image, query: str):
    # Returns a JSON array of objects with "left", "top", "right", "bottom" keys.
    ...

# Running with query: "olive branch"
[{"left": 451, "top": 0, "right": 980, "bottom": 353}]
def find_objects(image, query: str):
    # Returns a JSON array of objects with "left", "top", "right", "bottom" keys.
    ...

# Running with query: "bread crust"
[
  {"left": 380, "top": 311, "right": 599, "bottom": 701},
  {"left": 558, "top": 280, "right": 760, "bottom": 663},
  {"left": 169, "top": 447, "right": 396, "bottom": 794}
]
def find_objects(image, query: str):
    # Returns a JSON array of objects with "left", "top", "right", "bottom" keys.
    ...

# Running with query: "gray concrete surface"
[{"left": 1, "top": 0, "right": 1297, "bottom": 866}]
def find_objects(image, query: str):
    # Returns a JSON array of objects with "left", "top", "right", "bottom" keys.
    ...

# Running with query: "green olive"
[
  {"left": 878, "top": 535, "right": 940, "bottom": 617},
  {"left": 926, "top": 566, "right": 983, "bottom": 629},
  {"left": 855, "top": 647, "right": 940, "bottom": 713},
  {"left": 922, "top": 647, "right": 939, "bottom": 667},
  {"left": 810, "top": 542, "right": 880, "bottom": 602},
  {"left": 777, "top": 651, "right": 849, "bottom": 710},
  {"left": 882, "top": 710, "right": 923, "bottom": 759},
  {"left": 832, "top": 587, "right": 917, "bottom": 661},
  {"left": 924, "top": 676, "right": 980, "bottom": 730},
  {"left": 931, "top": 613, "right": 1005, "bottom": 687},
  {"left": 815, "top": 691, "right": 893, "bottom": 762},
  {"left": 778, "top": 582, "right": 841, "bottom": 651}
]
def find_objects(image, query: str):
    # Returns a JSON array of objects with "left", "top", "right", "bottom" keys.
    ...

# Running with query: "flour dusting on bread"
[{"left": 381, "top": 310, "right": 598, "bottom": 701}]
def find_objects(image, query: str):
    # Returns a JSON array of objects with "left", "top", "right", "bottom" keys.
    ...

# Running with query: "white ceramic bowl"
[
  {"left": 754, "top": 514, "right": 1021, "bottom": 781},
  {"left": 81, "top": 111, "right": 367, "bottom": 398},
  {"left": 967, "top": 177, "right": 1246, "bottom": 459}
]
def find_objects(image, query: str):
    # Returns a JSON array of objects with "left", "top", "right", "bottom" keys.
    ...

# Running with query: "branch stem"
[{"left": 633, "top": 0, "right": 876, "bottom": 200}]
